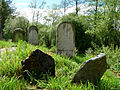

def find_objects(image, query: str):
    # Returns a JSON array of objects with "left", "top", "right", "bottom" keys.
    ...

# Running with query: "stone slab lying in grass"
[
  {"left": 72, "top": 53, "right": 108, "bottom": 85},
  {"left": 21, "top": 49, "right": 55, "bottom": 81}
]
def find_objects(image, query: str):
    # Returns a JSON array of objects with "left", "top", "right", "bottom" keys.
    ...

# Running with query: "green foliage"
[
  {"left": 38, "top": 25, "right": 56, "bottom": 48},
  {"left": 0, "top": 0, "right": 15, "bottom": 37},
  {"left": 3, "top": 16, "right": 29, "bottom": 40},
  {"left": 0, "top": 40, "right": 120, "bottom": 89},
  {"left": 38, "top": 7, "right": 60, "bottom": 48},
  {"left": 0, "top": 76, "right": 27, "bottom": 90},
  {"left": 61, "top": 13, "right": 91, "bottom": 53},
  {"left": 91, "top": 45, "right": 120, "bottom": 73},
  {"left": 86, "top": 0, "right": 120, "bottom": 48}
]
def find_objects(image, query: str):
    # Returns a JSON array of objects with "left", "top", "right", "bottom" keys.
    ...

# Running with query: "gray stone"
[
  {"left": 12, "top": 28, "right": 25, "bottom": 42},
  {"left": 28, "top": 26, "right": 38, "bottom": 45},
  {"left": 21, "top": 49, "right": 55, "bottom": 81},
  {"left": 72, "top": 53, "right": 107, "bottom": 85},
  {"left": 56, "top": 22, "right": 75, "bottom": 57}
]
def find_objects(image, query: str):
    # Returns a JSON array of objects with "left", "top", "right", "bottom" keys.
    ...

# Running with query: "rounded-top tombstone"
[
  {"left": 28, "top": 26, "right": 38, "bottom": 45},
  {"left": 56, "top": 22, "right": 75, "bottom": 57},
  {"left": 12, "top": 28, "right": 25, "bottom": 42}
]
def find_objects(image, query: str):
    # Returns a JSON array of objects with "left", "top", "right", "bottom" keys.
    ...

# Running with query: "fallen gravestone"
[
  {"left": 72, "top": 53, "right": 107, "bottom": 85},
  {"left": 56, "top": 22, "right": 75, "bottom": 57},
  {"left": 28, "top": 26, "right": 38, "bottom": 45},
  {"left": 21, "top": 49, "right": 55, "bottom": 81},
  {"left": 12, "top": 28, "right": 25, "bottom": 42}
]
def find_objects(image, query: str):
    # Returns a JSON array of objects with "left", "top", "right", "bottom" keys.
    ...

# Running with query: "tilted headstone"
[
  {"left": 21, "top": 49, "right": 55, "bottom": 81},
  {"left": 28, "top": 26, "right": 38, "bottom": 45},
  {"left": 12, "top": 28, "right": 25, "bottom": 42},
  {"left": 72, "top": 53, "right": 108, "bottom": 85},
  {"left": 56, "top": 22, "right": 75, "bottom": 57}
]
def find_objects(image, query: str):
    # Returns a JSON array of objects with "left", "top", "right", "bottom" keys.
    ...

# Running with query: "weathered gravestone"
[
  {"left": 12, "top": 28, "right": 25, "bottom": 42},
  {"left": 72, "top": 53, "right": 108, "bottom": 85},
  {"left": 21, "top": 49, "right": 55, "bottom": 81},
  {"left": 28, "top": 26, "right": 38, "bottom": 45},
  {"left": 56, "top": 22, "right": 75, "bottom": 57}
]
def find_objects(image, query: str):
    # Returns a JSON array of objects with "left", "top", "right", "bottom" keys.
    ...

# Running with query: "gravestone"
[
  {"left": 12, "top": 28, "right": 25, "bottom": 42},
  {"left": 21, "top": 49, "right": 55, "bottom": 81},
  {"left": 56, "top": 22, "right": 75, "bottom": 57},
  {"left": 72, "top": 53, "right": 108, "bottom": 85},
  {"left": 28, "top": 26, "right": 38, "bottom": 45}
]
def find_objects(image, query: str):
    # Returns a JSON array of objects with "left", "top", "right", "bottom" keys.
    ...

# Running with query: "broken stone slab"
[
  {"left": 21, "top": 49, "right": 55, "bottom": 81},
  {"left": 72, "top": 53, "right": 107, "bottom": 85}
]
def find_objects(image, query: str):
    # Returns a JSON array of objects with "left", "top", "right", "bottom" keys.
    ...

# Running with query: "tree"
[
  {"left": 29, "top": 0, "right": 46, "bottom": 26},
  {"left": 86, "top": 0, "right": 120, "bottom": 47},
  {"left": 60, "top": 0, "right": 71, "bottom": 15},
  {"left": 0, "top": 0, "right": 15, "bottom": 39},
  {"left": 69, "top": 0, "right": 86, "bottom": 15},
  {"left": 41, "top": 4, "right": 61, "bottom": 48}
]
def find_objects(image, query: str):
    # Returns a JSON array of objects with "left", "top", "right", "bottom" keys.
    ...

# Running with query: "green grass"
[
  {"left": 0, "top": 40, "right": 120, "bottom": 89},
  {"left": 92, "top": 45, "right": 120, "bottom": 73}
]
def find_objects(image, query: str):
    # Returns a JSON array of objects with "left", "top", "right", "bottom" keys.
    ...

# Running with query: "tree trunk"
[
  {"left": 75, "top": 0, "right": 78, "bottom": 15},
  {"left": 94, "top": 0, "right": 98, "bottom": 28}
]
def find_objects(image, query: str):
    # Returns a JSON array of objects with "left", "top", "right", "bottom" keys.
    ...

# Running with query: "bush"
[
  {"left": 92, "top": 45, "right": 120, "bottom": 73},
  {"left": 38, "top": 25, "right": 56, "bottom": 48}
]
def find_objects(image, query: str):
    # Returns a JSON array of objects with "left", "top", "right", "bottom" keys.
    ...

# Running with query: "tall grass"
[
  {"left": 0, "top": 40, "right": 120, "bottom": 89},
  {"left": 92, "top": 45, "right": 120, "bottom": 73}
]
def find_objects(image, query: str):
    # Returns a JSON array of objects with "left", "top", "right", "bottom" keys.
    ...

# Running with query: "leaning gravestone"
[
  {"left": 28, "top": 26, "right": 38, "bottom": 45},
  {"left": 12, "top": 28, "right": 25, "bottom": 42},
  {"left": 56, "top": 22, "right": 75, "bottom": 57},
  {"left": 21, "top": 49, "right": 55, "bottom": 81},
  {"left": 72, "top": 53, "right": 108, "bottom": 85}
]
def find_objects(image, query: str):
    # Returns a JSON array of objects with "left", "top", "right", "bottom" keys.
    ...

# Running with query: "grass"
[{"left": 0, "top": 40, "right": 120, "bottom": 89}]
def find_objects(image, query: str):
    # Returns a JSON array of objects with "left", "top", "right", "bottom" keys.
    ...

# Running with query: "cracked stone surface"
[
  {"left": 21, "top": 49, "right": 55, "bottom": 80},
  {"left": 72, "top": 53, "right": 108, "bottom": 85}
]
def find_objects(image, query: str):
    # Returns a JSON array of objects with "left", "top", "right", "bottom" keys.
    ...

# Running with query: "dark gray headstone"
[
  {"left": 12, "top": 28, "right": 25, "bottom": 42},
  {"left": 56, "top": 22, "right": 75, "bottom": 57},
  {"left": 28, "top": 26, "right": 38, "bottom": 45},
  {"left": 21, "top": 49, "right": 55, "bottom": 81},
  {"left": 72, "top": 53, "right": 107, "bottom": 85}
]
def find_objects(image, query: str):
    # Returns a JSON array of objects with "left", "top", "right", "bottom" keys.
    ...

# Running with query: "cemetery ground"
[{"left": 0, "top": 40, "right": 120, "bottom": 89}]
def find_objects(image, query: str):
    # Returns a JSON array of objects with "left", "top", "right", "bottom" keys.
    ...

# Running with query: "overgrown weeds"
[{"left": 0, "top": 40, "right": 120, "bottom": 89}]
